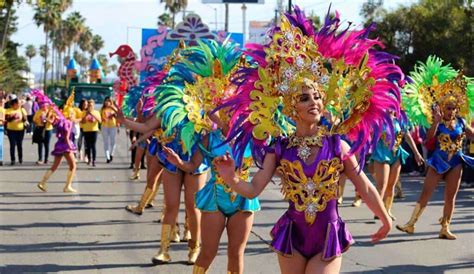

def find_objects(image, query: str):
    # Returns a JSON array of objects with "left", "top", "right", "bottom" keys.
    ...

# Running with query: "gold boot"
[
  {"left": 352, "top": 193, "right": 362, "bottom": 207},
  {"left": 394, "top": 179, "right": 405, "bottom": 199},
  {"left": 439, "top": 216, "right": 457, "bottom": 240},
  {"left": 171, "top": 223, "right": 181, "bottom": 243},
  {"left": 145, "top": 186, "right": 158, "bottom": 208},
  {"left": 187, "top": 239, "right": 200, "bottom": 265},
  {"left": 193, "top": 265, "right": 208, "bottom": 274},
  {"left": 227, "top": 271, "right": 239, "bottom": 274},
  {"left": 151, "top": 224, "right": 172, "bottom": 264},
  {"left": 396, "top": 203, "right": 425, "bottom": 234},
  {"left": 182, "top": 216, "right": 191, "bottom": 242},
  {"left": 125, "top": 187, "right": 153, "bottom": 215},
  {"left": 63, "top": 170, "right": 77, "bottom": 193},
  {"left": 38, "top": 170, "right": 53, "bottom": 192},
  {"left": 337, "top": 182, "right": 345, "bottom": 205},
  {"left": 129, "top": 168, "right": 140, "bottom": 180},
  {"left": 384, "top": 195, "right": 396, "bottom": 220}
]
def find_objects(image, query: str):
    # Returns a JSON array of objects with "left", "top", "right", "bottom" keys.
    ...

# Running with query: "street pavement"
[{"left": 0, "top": 131, "right": 473, "bottom": 274}]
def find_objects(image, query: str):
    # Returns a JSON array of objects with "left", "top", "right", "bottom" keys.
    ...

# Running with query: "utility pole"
[
  {"left": 242, "top": 3, "right": 247, "bottom": 43},
  {"left": 225, "top": 3, "right": 229, "bottom": 32}
]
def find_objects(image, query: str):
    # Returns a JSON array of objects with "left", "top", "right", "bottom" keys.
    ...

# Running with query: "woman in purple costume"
[
  {"left": 213, "top": 7, "right": 403, "bottom": 273},
  {"left": 33, "top": 90, "right": 78, "bottom": 193}
]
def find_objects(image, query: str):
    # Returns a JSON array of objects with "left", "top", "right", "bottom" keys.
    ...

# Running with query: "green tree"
[
  {"left": 160, "top": 0, "right": 188, "bottom": 28},
  {"left": 65, "top": 11, "right": 86, "bottom": 58},
  {"left": 307, "top": 11, "right": 322, "bottom": 31},
  {"left": 0, "top": 4, "right": 28, "bottom": 93},
  {"left": 33, "top": 0, "right": 62, "bottom": 88},
  {"left": 97, "top": 54, "right": 108, "bottom": 77},
  {"left": 39, "top": 44, "right": 48, "bottom": 83},
  {"left": 109, "top": 63, "right": 117, "bottom": 75},
  {"left": 0, "top": 53, "right": 28, "bottom": 93},
  {"left": 25, "top": 44, "right": 36, "bottom": 72},
  {"left": 90, "top": 34, "right": 104, "bottom": 58},
  {"left": 78, "top": 26, "right": 92, "bottom": 55},
  {"left": 361, "top": 0, "right": 473, "bottom": 74},
  {"left": 52, "top": 21, "right": 69, "bottom": 79},
  {"left": 158, "top": 12, "right": 172, "bottom": 27}
]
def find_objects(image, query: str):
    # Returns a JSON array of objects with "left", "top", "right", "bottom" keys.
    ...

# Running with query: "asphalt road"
[{"left": 0, "top": 130, "right": 473, "bottom": 273}]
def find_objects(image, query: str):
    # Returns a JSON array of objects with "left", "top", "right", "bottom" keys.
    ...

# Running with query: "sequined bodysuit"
[{"left": 270, "top": 135, "right": 354, "bottom": 260}]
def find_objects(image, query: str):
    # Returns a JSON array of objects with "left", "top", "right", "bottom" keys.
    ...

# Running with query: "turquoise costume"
[
  {"left": 427, "top": 118, "right": 474, "bottom": 174},
  {"left": 195, "top": 130, "right": 260, "bottom": 216},
  {"left": 371, "top": 119, "right": 409, "bottom": 165},
  {"left": 150, "top": 122, "right": 209, "bottom": 175}
]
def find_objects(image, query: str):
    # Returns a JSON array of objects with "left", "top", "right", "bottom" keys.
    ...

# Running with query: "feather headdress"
[
  {"left": 152, "top": 39, "right": 242, "bottom": 153},
  {"left": 403, "top": 56, "right": 474, "bottom": 128},
  {"left": 220, "top": 6, "right": 404, "bottom": 167}
]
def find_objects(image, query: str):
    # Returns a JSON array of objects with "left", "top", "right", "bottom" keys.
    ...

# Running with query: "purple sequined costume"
[
  {"left": 51, "top": 119, "right": 76, "bottom": 156},
  {"left": 270, "top": 134, "right": 354, "bottom": 261}
]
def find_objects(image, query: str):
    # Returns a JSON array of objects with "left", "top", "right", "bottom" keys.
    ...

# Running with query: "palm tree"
[
  {"left": 109, "top": 63, "right": 118, "bottom": 76},
  {"left": 50, "top": 0, "right": 72, "bottom": 82},
  {"left": 90, "top": 34, "right": 104, "bottom": 59},
  {"left": 97, "top": 54, "right": 108, "bottom": 77},
  {"left": 65, "top": 11, "right": 86, "bottom": 59},
  {"left": 1, "top": 0, "right": 14, "bottom": 52},
  {"left": 160, "top": 0, "right": 188, "bottom": 28},
  {"left": 39, "top": 44, "right": 48, "bottom": 84},
  {"left": 25, "top": 44, "right": 36, "bottom": 72},
  {"left": 78, "top": 27, "right": 93, "bottom": 55},
  {"left": 73, "top": 51, "right": 88, "bottom": 79},
  {"left": 33, "top": 0, "right": 61, "bottom": 88},
  {"left": 158, "top": 12, "right": 172, "bottom": 27},
  {"left": 52, "top": 22, "right": 68, "bottom": 80}
]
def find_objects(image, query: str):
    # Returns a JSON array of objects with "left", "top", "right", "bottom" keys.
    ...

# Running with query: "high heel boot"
[
  {"left": 38, "top": 170, "right": 53, "bottom": 192},
  {"left": 151, "top": 224, "right": 172, "bottom": 264},
  {"left": 187, "top": 239, "right": 200, "bottom": 265},
  {"left": 192, "top": 265, "right": 208, "bottom": 274},
  {"left": 183, "top": 215, "right": 191, "bottom": 242},
  {"left": 384, "top": 195, "right": 396, "bottom": 220},
  {"left": 63, "top": 170, "right": 77, "bottom": 193},
  {"left": 396, "top": 203, "right": 425, "bottom": 234},
  {"left": 439, "top": 215, "right": 457, "bottom": 240},
  {"left": 125, "top": 187, "right": 153, "bottom": 215}
]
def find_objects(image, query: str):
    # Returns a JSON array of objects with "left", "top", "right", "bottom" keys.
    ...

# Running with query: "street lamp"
[{"left": 204, "top": 4, "right": 219, "bottom": 31}]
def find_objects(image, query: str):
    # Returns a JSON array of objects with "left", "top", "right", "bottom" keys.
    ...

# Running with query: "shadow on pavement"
[
  {"left": 344, "top": 261, "right": 474, "bottom": 273},
  {"left": 0, "top": 219, "right": 152, "bottom": 231},
  {"left": 0, "top": 263, "right": 161, "bottom": 273}
]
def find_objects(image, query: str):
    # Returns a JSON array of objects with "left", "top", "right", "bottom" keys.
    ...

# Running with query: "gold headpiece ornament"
[
  {"left": 62, "top": 89, "right": 75, "bottom": 119},
  {"left": 183, "top": 59, "right": 231, "bottom": 133},
  {"left": 421, "top": 73, "right": 469, "bottom": 124},
  {"left": 248, "top": 16, "right": 378, "bottom": 141}
]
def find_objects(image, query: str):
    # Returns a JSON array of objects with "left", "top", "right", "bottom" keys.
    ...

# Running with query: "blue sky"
[{"left": 12, "top": 0, "right": 416, "bottom": 75}]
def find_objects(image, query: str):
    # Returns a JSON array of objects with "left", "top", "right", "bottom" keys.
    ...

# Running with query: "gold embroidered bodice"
[
  {"left": 438, "top": 133, "right": 465, "bottom": 155},
  {"left": 393, "top": 132, "right": 404, "bottom": 152},
  {"left": 382, "top": 131, "right": 404, "bottom": 153},
  {"left": 277, "top": 157, "right": 344, "bottom": 225}
]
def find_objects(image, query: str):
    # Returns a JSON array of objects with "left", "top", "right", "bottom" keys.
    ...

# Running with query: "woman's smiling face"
[{"left": 294, "top": 85, "right": 324, "bottom": 124}]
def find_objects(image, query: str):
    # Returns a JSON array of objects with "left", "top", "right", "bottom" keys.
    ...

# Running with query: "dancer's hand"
[
  {"left": 214, "top": 152, "right": 236, "bottom": 183},
  {"left": 371, "top": 221, "right": 392, "bottom": 243},
  {"left": 432, "top": 105, "right": 442, "bottom": 123},
  {"left": 414, "top": 152, "right": 425, "bottom": 166},
  {"left": 163, "top": 146, "right": 182, "bottom": 166}
]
